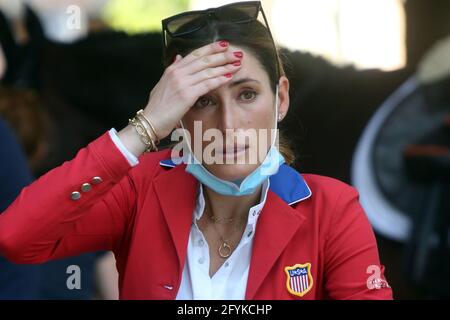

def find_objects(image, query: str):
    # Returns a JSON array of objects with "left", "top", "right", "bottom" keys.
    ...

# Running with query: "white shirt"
[{"left": 108, "top": 128, "right": 269, "bottom": 300}]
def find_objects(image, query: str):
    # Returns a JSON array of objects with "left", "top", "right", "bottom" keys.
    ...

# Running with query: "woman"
[{"left": 0, "top": 1, "right": 392, "bottom": 299}]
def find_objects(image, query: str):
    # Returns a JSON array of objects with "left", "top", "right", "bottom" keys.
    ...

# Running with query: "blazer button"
[
  {"left": 92, "top": 176, "right": 103, "bottom": 185},
  {"left": 71, "top": 191, "right": 81, "bottom": 200},
  {"left": 81, "top": 183, "right": 92, "bottom": 192}
]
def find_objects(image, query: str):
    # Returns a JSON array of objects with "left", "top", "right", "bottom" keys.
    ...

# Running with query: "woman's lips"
[{"left": 215, "top": 145, "right": 249, "bottom": 156}]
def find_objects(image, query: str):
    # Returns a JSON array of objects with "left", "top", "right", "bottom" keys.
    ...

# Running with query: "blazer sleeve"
[
  {"left": 0, "top": 131, "right": 136, "bottom": 264},
  {"left": 323, "top": 186, "right": 394, "bottom": 300}
]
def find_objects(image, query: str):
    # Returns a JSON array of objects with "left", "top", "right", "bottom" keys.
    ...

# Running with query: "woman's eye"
[
  {"left": 240, "top": 90, "right": 257, "bottom": 101},
  {"left": 195, "top": 96, "right": 213, "bottom": 108}
]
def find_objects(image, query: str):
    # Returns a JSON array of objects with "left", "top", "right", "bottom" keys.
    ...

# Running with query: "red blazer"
[{"left": 0, "top": 132, "right": 393, "bottom": 299}]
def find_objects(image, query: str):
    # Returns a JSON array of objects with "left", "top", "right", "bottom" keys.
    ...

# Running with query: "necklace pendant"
[{"left": 218, "top": 242, "right": 232, "bottom": 258}]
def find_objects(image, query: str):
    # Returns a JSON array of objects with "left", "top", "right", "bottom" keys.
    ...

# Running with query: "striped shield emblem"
[{"left": 285, "top": 263, "right": 313, "bottom": 297}]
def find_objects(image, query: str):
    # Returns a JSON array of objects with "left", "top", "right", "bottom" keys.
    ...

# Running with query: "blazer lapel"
[
  {"left": 245, "top": 190, "right": 306, "bottom": 299},
  {"left": 153, "top": 164, "right": 198, "bottom": 274},
  {"left": 153, "top": 159, "right": 312, "bottom": 299}
]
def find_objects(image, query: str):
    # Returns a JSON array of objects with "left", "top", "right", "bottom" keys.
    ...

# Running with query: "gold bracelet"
[
  {"left": 136, "top": 113, "right": 158, "bottom": 151},
  {"left": 128, "top": 117, "right": 152, "bottom": 152},
  {"left": 128, "top": 116, "right": 155, "bottom": 152},
  {"left": 137, "top": 109, "right": 160, "bottom": 145}
]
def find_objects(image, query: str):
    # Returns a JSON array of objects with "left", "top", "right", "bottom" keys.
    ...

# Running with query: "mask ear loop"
[
  {"left": 271, "top": 83, "right": 280, "bottom": 149},
  {"left": 178, "top": 118, "right": 196, "bottom": 164}
]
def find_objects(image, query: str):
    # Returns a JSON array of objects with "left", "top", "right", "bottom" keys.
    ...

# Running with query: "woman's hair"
[
  {"left": 0, "top": 86, "right": 49, "bottom": 171},
  {"left": 162, "top": 11, "right": 295, "bottom": 164}
]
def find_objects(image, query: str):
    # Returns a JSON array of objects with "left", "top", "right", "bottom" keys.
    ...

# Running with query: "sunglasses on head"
[{"left": 161, "top": 1, "right": 280, "bottom": 79}]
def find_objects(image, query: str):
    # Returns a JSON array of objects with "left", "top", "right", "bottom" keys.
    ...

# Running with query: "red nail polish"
[
  {"left": 232, "top": 61, "right": 241, "bottom": 66},
  {"left": 219, "top": 40, "right": 229, "bottom": 47},
  {"left": 224, "top": 73, "right": 232, "bottom": 78},
  {"left": 233, "top": 51, "right": 243, "bottom": 58}
]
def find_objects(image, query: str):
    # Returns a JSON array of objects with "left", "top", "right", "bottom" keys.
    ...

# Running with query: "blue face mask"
[{"left": 181, "top": 84, "right": 285, "bottom": 196}]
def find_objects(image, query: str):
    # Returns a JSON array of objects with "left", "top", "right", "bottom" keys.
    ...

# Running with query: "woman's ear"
[{"left": 277, "top": 76, "right": 290, "bottom": 122}]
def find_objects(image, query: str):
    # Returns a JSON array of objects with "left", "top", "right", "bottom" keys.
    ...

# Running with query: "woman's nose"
[{"left": 218, "top": 102, "right": 239, "bottom": 132}]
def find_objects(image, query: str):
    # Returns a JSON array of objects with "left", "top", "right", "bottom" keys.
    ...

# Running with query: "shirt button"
[
  {"left": 81, "top": 183, "right": 92, "bottom": 192},
  {"left": 247, "top": 230, "right": 253, "bottom": 237},
  {"left": 252, "top": 211, "right": 256, "bottom": 217},
  {"left": 92, "top": 176, "right": 103, "bottom": 185},
  {"left": 224, "top": 262, "right": 230, "bottom": 268},
  {"left": 198, "top": 257, "right": 205, "bottom": 264},
  {"left": 71, "top": 191, "right": 81, "bottom": 200},
  {"left": 198, "top": 239, "right": 204, "bottom": 246}
]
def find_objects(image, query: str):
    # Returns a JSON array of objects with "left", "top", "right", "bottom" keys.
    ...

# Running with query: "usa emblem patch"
[{"left": 284, "top": 263, "right": 313, "bottom": 297}]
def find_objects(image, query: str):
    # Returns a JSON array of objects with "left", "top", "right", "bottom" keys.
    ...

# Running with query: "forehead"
[{"left": 226, "top": 45, "right": 270, "bottom": 85}]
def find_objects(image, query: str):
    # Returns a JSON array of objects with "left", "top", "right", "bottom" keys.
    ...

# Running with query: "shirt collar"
[
  {"left": 193, "top": 179, "right": 270, "bottom": 228},
  {"left": 159, "top": 159, "right": 312, "bottom": 206}
]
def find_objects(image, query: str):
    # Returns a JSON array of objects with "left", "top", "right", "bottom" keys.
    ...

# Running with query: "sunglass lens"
[
  {"left": 217, "top": 3, "right": 259, "bottom": 23},
  {"left": 167, "top": 13, "right": 205, "bottom": 36}
]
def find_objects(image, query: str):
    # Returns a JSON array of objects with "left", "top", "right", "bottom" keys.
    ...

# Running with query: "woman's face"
[{"left": 181, "top": 45, "right": 289, "bottom": 181}]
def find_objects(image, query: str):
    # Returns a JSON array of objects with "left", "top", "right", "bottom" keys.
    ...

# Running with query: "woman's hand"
[
  {"left": 118, "top": 40, "right": 242, "bottom": 157},
  {"left": 143, "top": 40, "right": 242, "bottom": 141}
]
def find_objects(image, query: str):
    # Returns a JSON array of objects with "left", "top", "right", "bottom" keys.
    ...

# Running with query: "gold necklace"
[
  {"left": 208, "top": 213, "right": 234, "bottom": 224},
  {"left": 211, "top": 216, "right": 243, "bottom": 258},
  {"left": 204, "top": 196, "right": 246, "bottom": 259}
]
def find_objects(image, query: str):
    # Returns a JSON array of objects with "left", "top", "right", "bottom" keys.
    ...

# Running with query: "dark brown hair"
[
  {"left": 0, "top": 86, "right": 49, "bottom": 171},
  {"left": 162, "top": 11, "right": 295, "bottom": 163}
]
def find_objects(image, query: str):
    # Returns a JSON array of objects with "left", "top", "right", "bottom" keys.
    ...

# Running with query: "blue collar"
[{"left": 159, "top": 159, "right": 312, "bottom": 206}]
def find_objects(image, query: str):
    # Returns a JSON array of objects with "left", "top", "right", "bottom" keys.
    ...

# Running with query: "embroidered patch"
[{"left": 284, "top": 263, "right": 313, "bottom": 297}]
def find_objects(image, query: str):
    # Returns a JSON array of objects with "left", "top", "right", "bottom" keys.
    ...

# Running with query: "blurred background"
[{"left": 0, "top": 0, "right": 448, "bottom": 299}]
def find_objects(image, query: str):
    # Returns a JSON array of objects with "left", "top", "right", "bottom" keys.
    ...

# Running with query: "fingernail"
[
  {"left": 232, "top": 61, "right": 241, "bottom": 66},
  {"left": 219, "top": 40, "right": 229, "bottom": 47},
  {"left": 233, "top": 51, "right": 243, "bottom": 58},
  {"left": 224, "top": 73, "right": 232, "bottom": 78}
]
